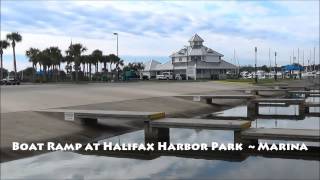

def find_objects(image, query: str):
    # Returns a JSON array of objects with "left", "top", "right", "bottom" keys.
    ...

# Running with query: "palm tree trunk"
[
  {"left": 0, "top": 52, "right": 3, "bottom": 80},
  {"left": 89, "top": 63, "right": 92, "bottom": 80},
  {"left": 12, "top": 43, "right": 17, "bottom": 79},
  {"left": 110, "top": 62, "right": 112, "bottom": 80},
  {"left": 32, "top": 63, "right": 35, "bottom": 82},
  {"left": 58, "top": 64, "right": 61, "bottom": 81}
]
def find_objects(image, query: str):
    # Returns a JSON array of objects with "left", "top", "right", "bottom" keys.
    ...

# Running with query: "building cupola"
[{"left": 188, "top": 33, "right": 204, "bottom": 48}]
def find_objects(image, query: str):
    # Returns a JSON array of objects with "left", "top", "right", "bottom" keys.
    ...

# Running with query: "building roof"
[
  {"left": 143, "top": 59, "right": 161, "bottom": 71},
  {"left": 189, "top": 34, "right": 204, "bottom": 42},
  {"left": 170, "top": 45, "right": 223, "bottom": 57},
  {"left": 171, "top": 34, "right": 223, "bottom": 58},
  {"left": 143, "top": 59, "right": 237, "bottom": 71}
]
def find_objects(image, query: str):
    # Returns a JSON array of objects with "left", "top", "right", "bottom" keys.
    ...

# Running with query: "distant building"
[{"left": 143, "top": 34, "right": 237, "bottom": 80}]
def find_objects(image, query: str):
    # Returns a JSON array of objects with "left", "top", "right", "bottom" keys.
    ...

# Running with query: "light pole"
[
  {"left": 274, "top": 51, "right": 277, "bottom": 81},
  {"left": 113, "top": 33, "right": 118, "bottom": 81},
  {"left": 184, "top": 45, "right": 189, "bottom": 80},
  {"left": 113, "top": 33, "right": 118, "bottom": 57},
  {"left": 254, "top": 47, "right": 258, "bottom": 83}
]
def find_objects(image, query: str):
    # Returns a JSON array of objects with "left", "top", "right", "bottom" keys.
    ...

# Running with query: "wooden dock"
[
  {"left": 149, "top": 118, "right": 251, "bottom": 130},
  {"left": 178, "top": 94, "right": 255, "bottom": 104},
  {"left": 251, "top": 98, "right": 305, "bottom": 104},
  {"left": 306, "top": 102, "right": 320, "bottom": 107},
  {"left": 241, "top": 128, "right": 320, "bottom": 142}
]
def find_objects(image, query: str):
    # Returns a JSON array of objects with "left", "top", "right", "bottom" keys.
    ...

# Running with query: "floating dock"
[
  {"left": 37, "top": 109, "right": 165, "bottom": 125},
  {"left": 149, "top": 118, "right": 251, "bottom": 130},
  {"left": 241, "top": 128, "right": 320, "bottom": 142}
]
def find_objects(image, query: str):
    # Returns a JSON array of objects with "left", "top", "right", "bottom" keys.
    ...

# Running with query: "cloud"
[{"left": 0, "top": 0, "right": 319, "bottom": 71}]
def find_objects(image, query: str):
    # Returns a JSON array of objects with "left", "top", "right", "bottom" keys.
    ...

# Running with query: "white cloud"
[{"left": 1, "top": 0, "right": 319, "bottom": 71}]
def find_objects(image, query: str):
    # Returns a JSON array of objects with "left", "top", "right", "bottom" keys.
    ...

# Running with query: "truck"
[
  {"left": 1, "top": 76, "right": 20, "bottom": 85},
  {"left": 156, "top": 72, "right": 173, "bottom": 80}
]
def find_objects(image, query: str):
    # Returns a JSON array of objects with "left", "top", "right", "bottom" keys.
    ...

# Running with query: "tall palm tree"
[
  {"left": 66, "top": 43, "right": 87, "bottom": 82},
  {"left": 26, "top": 47, "right": 40, "bottom": 82},
  {"left": 116, "top": 59, "right": 124, "bottom": 80},
  {"left": 6, "top": 32, "right": 22, "bottom": 79},
  {"left": 108, "top": 54, "right": 120, "bottom": 80},
  {"left": 47, "top": 47, "right": 62, "bottom": 81},
  {"left": 91, "top": 49, "right": 103, "bottom": 80},
  {"left": 0, "top": 40, "right": 10, "bottom": 80}
]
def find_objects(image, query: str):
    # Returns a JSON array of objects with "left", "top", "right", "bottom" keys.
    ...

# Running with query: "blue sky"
[{"left": 1, "top": 0, "right": 319, "bottom": 71}]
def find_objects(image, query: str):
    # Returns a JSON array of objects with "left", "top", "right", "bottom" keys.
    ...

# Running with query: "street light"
[
  {"left": 113, "top": 33, "right": 118, "bottom": 57},
  {"left": 254, "top": 47, "right": 258, "bottom": 83},
  {"left": 274, "top": 51, "right": 277, "bottom": 81}
]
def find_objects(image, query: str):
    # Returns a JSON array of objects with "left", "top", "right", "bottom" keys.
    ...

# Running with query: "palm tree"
[
  {"left": 6, "top": 32, "right": 22, "bottom": 79},
  {"left": 26, "top": 47, "right": 40, "bottom": 82},
  {"left": 66, "top": 43, "right": 87, "bottom": 82},
  {"left": 108, "top": 54, "right": 120, "bottom": 80},
  {"left": 91, "top": 49, "right": 103, "bottom": 80},
  {"left": 47, "top": 47, "right": 62, "bottom": 81},
  {"left": 0, "top": 40, "right": 10, "bottom": 80},
  {"left": 116, "top": 59, "right": 124, "bottom": 80}
]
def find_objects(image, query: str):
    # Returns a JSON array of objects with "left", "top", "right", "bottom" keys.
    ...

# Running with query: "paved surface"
[{"left": 1, "top": 81, "right": 249, "bottom": 113}]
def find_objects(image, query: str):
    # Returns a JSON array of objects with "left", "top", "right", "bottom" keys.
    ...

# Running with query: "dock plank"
[
  {"left": 150, "top": 118, "right": 251, "bottom": 130},
  {"left": 241, "top": 128, "right": 320, "bottom": 142},
  {"left": 306, "top": 102, "right": 320, "bottom": 107},
  {"left": 178, "top": 94, "right": 255, "bottom": 99},
  {"left": 37, "top": 109, "right": 165, "bottom": 120},
  {"left": 252, "top": 98, "right": 304, "bottom": 104}
]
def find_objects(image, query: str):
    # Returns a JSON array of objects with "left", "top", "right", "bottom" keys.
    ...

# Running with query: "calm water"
[{"left": 1, "top": 98, "right": 319, "bottom": 179}]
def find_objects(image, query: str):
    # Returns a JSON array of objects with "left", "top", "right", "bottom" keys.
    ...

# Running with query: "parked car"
[
  {"left": 156, "top": 72, "right": 173, "bottom": 80},
  {"left": 1, "top": 76, "right": 20, "bottom": 85},
  {"left": 142, "top": 75, "right": 149, "bottom": 80},
  {"left": 175, "top": 74, "right": 186, "bottom": 80}
]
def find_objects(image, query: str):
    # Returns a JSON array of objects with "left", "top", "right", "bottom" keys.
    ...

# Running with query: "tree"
[
  {"left": 91, "top": 49, "right": 103, "bottom": 73},
  {"left": 26, "top": 48, "right": 40, "bottom": 82},
  {"left": 0, "top": 40, "right": 10, "bottom": 80},
  {"left": 66, "top": 43, "right": 87, "bottom": 82},
  {"left": 108, "top": 54, "right": 120, "bottom": 80},
  {"left": 6, "top": 32, "right": 22, "bottom": 79},
  {"left": 47, "top": 47, "right": 62, "bottom": 81},
  {"left": 115, "top": 59, "right": 124, "bottom": 80}
]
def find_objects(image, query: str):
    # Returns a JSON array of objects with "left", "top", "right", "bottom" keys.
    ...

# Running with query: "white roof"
[
  {"left": 144, "top": 59, "right": 237, "bottom": 71},
  {"left": 171, "top": 45, "right": 223, "bottom": 57},
  {"left": 143, "top": 59, "right": 161, "bottom": 71}
]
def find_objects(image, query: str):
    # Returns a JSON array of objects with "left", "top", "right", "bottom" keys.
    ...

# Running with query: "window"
[{"left": 179, "top": 57, "right": 182, "bottom": 62}]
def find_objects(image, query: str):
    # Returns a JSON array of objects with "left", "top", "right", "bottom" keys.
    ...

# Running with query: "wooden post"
[
  {"left": 247, "top": 101, "right": 258, "bottom": 119},
  {"left": 205, "top": 98, "right": 213, "bottom": 104},
  {"left": 75, "top": 118, "right": 98, "bottom": 125},
  {"left": 144, "top": 121, "right": 170, "bottom": 146},
  {"left": 234, "top": 130, "right": 258, "bottom": 147},
  {"left": 299, "top": 100, "right": 306, "bottom": 117}
]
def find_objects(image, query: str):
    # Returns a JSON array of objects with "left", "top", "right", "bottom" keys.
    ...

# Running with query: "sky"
[{"left": 1, "top": 0, "right": 319, "bottom": 71}]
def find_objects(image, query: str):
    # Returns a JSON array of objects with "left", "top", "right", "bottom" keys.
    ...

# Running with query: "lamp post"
[
  {"left": 113, "top": 33, "right": 118, "bottom": 81},
  {"left": 184, "top": 45, "right": 189, "bottom": 80},
  {"left": 274, "top": 51, "right": 277, "bottom": 81},
  {"left": 113, "top": 33, "right": 118, "bottom": 57},
  {"left": 254, "top": 47, "right": 258, "bottom": 83}
]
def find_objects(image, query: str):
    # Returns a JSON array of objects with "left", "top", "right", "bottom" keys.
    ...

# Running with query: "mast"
[{"left": 314, "top": 46, "right": 316, "bottom": 71}]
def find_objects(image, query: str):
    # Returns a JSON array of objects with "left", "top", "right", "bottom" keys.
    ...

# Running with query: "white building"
[{"left": 143, "top": 34, "right": 237, "bottom": 80}]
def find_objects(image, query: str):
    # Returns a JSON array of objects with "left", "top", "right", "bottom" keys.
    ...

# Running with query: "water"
[{"left": 1, "top": 98, "right": 319, "bottom": 179}]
